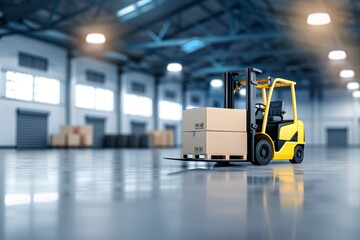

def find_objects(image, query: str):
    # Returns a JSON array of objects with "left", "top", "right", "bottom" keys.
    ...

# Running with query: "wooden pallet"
[{"left": 183, "top": 154, "right": 247, "bottom": 161}]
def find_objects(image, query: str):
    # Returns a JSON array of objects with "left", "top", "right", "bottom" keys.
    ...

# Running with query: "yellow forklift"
[
  {"left": 229, "top": 68, "right": 306, "bottom": 165},
  {"left": 166, "top": 68, "right": 305, "bottom": 165}
]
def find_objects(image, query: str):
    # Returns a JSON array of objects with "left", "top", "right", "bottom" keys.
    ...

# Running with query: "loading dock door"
[
  {"left": 327, "top": 128, "right": 347, "bottom": 147},
  {"left": 131, "top": 121, "right": 146, "bottom": 134},
  {"left": 17, "top": 109, "right": 49, "bottom": 149},
  {"left": 165, "top": 124, "right": 176, "bottom": 145},
  {"left": 86, "top": 117, "right": 105, "bottom": 148}
]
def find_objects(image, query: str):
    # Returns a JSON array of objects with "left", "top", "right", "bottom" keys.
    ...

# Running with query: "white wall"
[
  {"left": 185, "top": 89, "right": 206, "bottom": 108},
  {"left": 0, "top": 35, "right": 66, "bottom": 146},
  {"left": 120, "top": 71, "right": 155, "bottom": 133},
  {"left": 158, "top": 82, "right": 183, "bottom": 145},
  {"left": 70, "top": 57, "right": 118, "bottom": 134}
]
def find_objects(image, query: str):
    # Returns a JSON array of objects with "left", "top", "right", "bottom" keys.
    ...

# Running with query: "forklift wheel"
[
  {"left": 252, "top": 139, "right": 272, "bottom": 165},
  {"left": 290, "top": 145, "right": 304, "bottom": 164}
]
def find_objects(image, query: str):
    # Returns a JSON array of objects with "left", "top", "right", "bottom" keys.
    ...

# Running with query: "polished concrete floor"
[{"left": 0, "top": 147, "right": 359, "bottom": 240}]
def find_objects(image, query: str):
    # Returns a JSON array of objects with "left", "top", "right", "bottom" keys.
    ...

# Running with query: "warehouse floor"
[{"left": 0, "top": 147, "right": 359, "bottom": 240}]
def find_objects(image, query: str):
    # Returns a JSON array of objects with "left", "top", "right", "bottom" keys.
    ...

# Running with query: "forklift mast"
[{"left": 223, "top": 68, "right": 262, "bottom": 163}]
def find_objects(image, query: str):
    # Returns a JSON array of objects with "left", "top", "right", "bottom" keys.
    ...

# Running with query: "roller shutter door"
[
  {"left": 86, "top": 117, "right": 105, "bottom": 148},
  {"left": 327, "top": 128, "right": 347, "bottom": 147},
  {"left": 17, "top": 109, "right": 49, "bottom": 149}
]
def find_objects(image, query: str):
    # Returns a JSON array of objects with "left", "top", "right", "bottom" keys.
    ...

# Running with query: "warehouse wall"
[
  {"left": 275, "top": 87, "right": 359, "bottom": 145},
  {"left": 120, "top": 71, "right": 155, "bottom": 133},
  {"left": 0, "top": 35, "right": 359, "bottom": 147},
  {"left": 70, "top": 56, "right": 118, "bottom": 134},
  {"left": 207, "top": 87, "right": 223, "bottom": 108},
  {"left": 158, "top": 82, "right": 183, "bottom": 145},
  {"left": 185, "top": 89, "right": 207, "bottom": 108},
  {"left": 0, "top": 35, "right": 66, "bottom": 146}
]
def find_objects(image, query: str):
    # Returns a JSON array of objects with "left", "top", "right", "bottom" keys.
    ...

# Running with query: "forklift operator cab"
[{"left": 231, "top": 69, "right": 306, "bottom": 165}]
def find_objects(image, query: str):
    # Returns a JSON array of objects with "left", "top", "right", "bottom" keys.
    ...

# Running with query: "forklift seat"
[{"left": 268, "top": 101, "right": 285, "bottom": 123}]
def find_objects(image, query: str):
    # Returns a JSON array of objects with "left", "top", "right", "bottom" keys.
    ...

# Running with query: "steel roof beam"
[
  {"left": 128, "top": 32, "right": 286, "bottom": 49},
  {"left": 191, "top": 63, "right": 317, "bottom": 74}
]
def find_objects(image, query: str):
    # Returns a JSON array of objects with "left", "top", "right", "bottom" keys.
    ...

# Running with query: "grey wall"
[
  {"left": 185, "top": 89, "right": 206, "bottom": 109},
  {"left": 120, "top": 71, "right": 155, "bottom": 133},
  {"left": 70, "top": 56, "right": 118, "bottom": 134},
  {"left": 157, "top": 82, "right": 183, "bottom": 145},
  {"left": 0, "top": 35, "right": 66, "bottom": 146}
]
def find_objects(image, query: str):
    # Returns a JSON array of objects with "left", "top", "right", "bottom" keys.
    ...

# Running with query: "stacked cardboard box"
[
  {"left": 182, "top": 108, "right": 247, "bottom": 160},
  {"left": 50, "top": 135, "right": 66, "bottom": 147},
  {"left": 146, "top": 131, "right": 174, "bottom": 148},
  {"left": 50, "top": 125, "right": 93, "bottom": 148},
  {"left": 60, "top": 125, "right": 80, "bottom": 147},
  {"left": 77, "top": 125, "right": 93, "bottom": 147}
]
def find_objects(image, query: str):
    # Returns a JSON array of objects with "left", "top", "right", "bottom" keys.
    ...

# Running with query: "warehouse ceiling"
[{"left": 0, "top": 0, "right": 359, "bottom": 88}]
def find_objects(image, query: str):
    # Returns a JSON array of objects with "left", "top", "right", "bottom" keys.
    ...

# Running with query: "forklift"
[{"left": 166, "top": 67, "right": 305, "bottom": 165}]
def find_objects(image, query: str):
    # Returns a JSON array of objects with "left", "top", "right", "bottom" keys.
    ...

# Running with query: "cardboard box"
[
  {"left": 182, "top": 108, "right": 246, "bottom": 132},
  {"left": 182, "top": 131, "right": 247, "bottom": 157},
  {"left": 51, "top": 135, "right": 65, "bottom": 147},
  {"left": 60, "top": 125, "right": 76, "bottom": 136},
  {"left": 66, "top": 134, "right": 81, "bottom": 147},
  {"left": 146, "top": 131, "right": 167, "bottom": 148},
  {"left": 165, "top": 131, "right": 174, "bottom": 147},
  {"left": 81, "top": 134, "right": 93, "bottom": 147},
  {"left": 78, "top": 125, "right": 93, "bottom": 135}
]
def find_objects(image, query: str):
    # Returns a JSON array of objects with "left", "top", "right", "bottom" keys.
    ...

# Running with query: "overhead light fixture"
[
  {"left": 347, "top": 82, "right": 360, "bottom": 90},
  {"left": 239, "top": 88, "right": 246, "bottom": 96},
  {"left": 307, "top": 12, "right": 331, "bottom": 25},
  {"left": 328, "top": 50, "right": 346, "bottom": 60},
  {"left": 86, "top": 33, "right": 106, "bottom": 44},
  {"left": 116, "top": 4, "right": 136, "bottom": 17},
  {"left": 167, "top": 63, "right": 182, "bottom": 72},
  {"left": 182, "top": 38, "right": 206, "bottom": 53},
  {"left": 352, "top": 90, "right": 360, "bottom": 98},
  {"left": 340, "top": 69, "right": 355, "bottom": 78},
  {"left": 210, "top": 79, "right": 223, "bottom": 88}
]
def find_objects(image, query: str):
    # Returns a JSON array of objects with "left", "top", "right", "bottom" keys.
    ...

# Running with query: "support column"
[
  {"left": 153, "top": 75, "right": 160, "bottom": 130},
  {"left": 65, "top": 50, "right": 74, "bottom": 125},
  {"left": 117, "top": 68, "right": 123, "bottom": 133}
]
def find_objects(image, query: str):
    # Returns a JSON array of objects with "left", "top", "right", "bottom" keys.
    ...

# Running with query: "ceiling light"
[
  {"left": 182, "top": 38, "right": 206, "bottom": 53},
  {"left": 116, "top": 4, "right": 136, "bottom": 17},
  {"left": 239, "top": 88, "right": 246, "bottom": 96},
  {"left": 340, "top": 69, "right": 355, "bottom": 78},
  {"left": 210, "top": 79, "right": 223, "bottom": 88},
  {"left": 307, "top": 12, "right": 331, "bottom": 25},
  {"left": 167, "top": 63, "right": 182, "bottom": 72},
  {"left": 347, "top": 82, "right": 360, "bottom": 90},
  {"left": 352, "top": 90, "right": 360, "bottom": 98},
  {"left": 328, "top": 50, "right": 346, "bottom": 60},
  {"left": 86, "top": 33, "right": 106, "bottom": 44}
]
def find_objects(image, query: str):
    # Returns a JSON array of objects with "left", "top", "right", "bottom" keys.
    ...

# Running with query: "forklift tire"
[
  {"left": 290, "top": 145, "right": 304, "bottom": 164},
  {"left": 252, "top": 139, "right": 272, "bottom": 165}
]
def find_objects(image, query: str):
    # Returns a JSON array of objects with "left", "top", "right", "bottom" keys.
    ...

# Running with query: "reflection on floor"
[{"left": 0, "top": 147, "right": 359, "bottom": 240}]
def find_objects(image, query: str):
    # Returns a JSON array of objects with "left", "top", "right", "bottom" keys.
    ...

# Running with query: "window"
[
  {"left": 123, "top": 94, "right": 152, "bottom": 117},
  {"left": 19, "top": 52, "right": 48, "bottom": 71},
  {"left": 75, "top": 85, "right": 95, "bottom": 109},
  {"left": 159, "top": 100, "right": 182, "bottom": 121},
  {"left": 34, "top": 77, "right": 60, "bottom": 104},
  {"left": 164, "top": 90, "right": 176, "bottom": 100},
  {"left": 75, "top": 84, "right": 114, "bottom": 111},
  {"left": 5, "top": 70, "right": 61, "bottom": 104},
  {"left": 191, "top": 95, "right": 200, "bottom": 105},
  {"left": 186, "top": 105, "right": 197, "bottom": 109},
  {"left": 95, "top": 88, "right": 114, "bottom": 111},
  {"left": 86, "top": 70, "right": 105, "bottom": 84},
  {"left": 213, "top": 100, "right": 221, "bottom": 108},
  {"left": 5, "top": 71, "right": 33, "bottom": 101},
  {"left": 131, "top": 82, "right": 146, "bottom": 94}
]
